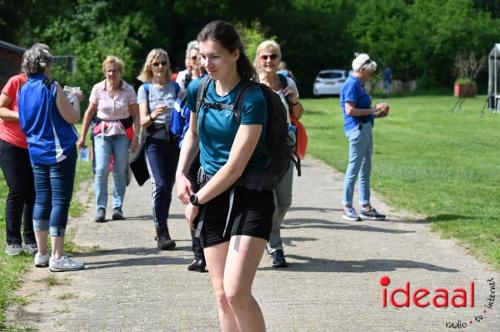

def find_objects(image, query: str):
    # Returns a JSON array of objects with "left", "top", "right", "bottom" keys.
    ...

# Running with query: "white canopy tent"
[{"left": 488, "top": 43, "right": 500, "bottom": 111}]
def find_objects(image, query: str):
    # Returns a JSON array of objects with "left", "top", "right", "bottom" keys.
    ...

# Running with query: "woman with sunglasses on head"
[
  {"left": 176, "top": 21, "right": 273, "bottom": 331},
  {"left": 77, "top": 56, "right": 140, "bottom": 223},
  {"left": 176, "top": 40, "right": 204, "bottom": 90},
  {"left": 18, "top": 44, "right": 84, "bottom": 271},
  {"left": 176, "top": 40, "right": 208, "bottom": 272},
  {"left": 340, "top": 53, "right": 389, "bottom": 222},
  {"left": 137, "top": 49, "right": 181, "bottom": 250},
  {"left": 254, "top": 40, "right": 304, "bottom": 268}
]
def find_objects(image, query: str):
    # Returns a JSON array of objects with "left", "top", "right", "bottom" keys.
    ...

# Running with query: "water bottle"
[
  {"left": 63, "top": 86, "right": 81, "bottom": 104},
  {"left": 288, "top": 123, "right": 297, "bottom": 145},
  {"left": 78, "top": 147, "right": 90, "bottom": 161}
]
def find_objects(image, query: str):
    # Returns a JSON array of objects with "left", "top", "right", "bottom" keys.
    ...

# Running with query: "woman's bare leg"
[{"left": 204, "top": 241, "right": 239, "bottom": 332}]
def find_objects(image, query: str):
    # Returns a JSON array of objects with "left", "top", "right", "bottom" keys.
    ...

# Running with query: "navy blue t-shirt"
[
  {"left": 186, "top": 78, "right": 269, "bottom": 175},
  {"left": 340, "top": 75, "right": 374, "bottom": 133}
]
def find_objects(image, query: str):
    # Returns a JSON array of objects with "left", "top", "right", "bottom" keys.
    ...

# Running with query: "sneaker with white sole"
[
  {"left": 5, "top": 243, "right": 23, "bottom": 256},
  {"left": 49, "top": 256, "right": 84, "bottom": 272},
  {"left": 342, "top": 207, "right": 361, "bottom": 221},
  {"left": 24, "top": 243, "right": 38, "bottom": 256},
  {"left": 34, "top": 252, "right": 50, "bottom": 267},
  {"left": 360, "top": 207, "right": 386, "bottom": 221}
]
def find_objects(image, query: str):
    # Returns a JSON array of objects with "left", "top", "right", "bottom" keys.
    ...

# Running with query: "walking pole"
[
  {"left": 450, "top": 97, "right": 465, "bottom": 113},
  {"left": 478, "top": 98, "right": 489, "bottom": 117}
]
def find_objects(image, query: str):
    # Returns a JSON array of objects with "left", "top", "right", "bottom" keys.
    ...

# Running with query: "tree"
[
  {"left": 407, "top": 0, "right": 499, "bottom": 85},
  {"left": 348, "top": 0, "right": 413, "bottom": 80}
]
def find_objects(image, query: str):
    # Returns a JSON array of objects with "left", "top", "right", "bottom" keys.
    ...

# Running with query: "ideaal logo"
[
  {"left": 380, "top": 275, "right": 474, "bottom": 308},
  {"left": 379, "top": 276, "right": 496, "bottom": 329}
]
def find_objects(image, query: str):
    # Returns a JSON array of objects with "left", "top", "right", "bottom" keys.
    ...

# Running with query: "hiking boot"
[
  {"left": 95, "top": 208, "right": 106, "bottom": 223},
  {"left": 271, "top": 249, "right": 288, "bottom": 268},
  {"left": 34, "top": 252, "right": 50, "bottom": 267},
  {"left": 5, "top": 243, "right": 23, "bottom": 256},
  {"left": 187, "top": 259, "right": 207, "bottom": 273},
  {"left": 342, "top": 207, "right": 361, "bottom": 221},
  {"left": 155, "top": 228, "right": 176, "bottom": 250},
  {"left": 112, "top": 207, "right": 125, "bottom": 220},
  {"left": 360, "top": 207, "right": 386, "bottom": 221},
  {"left": 49, "top": 256, "right": 85, "bottom": 272},
  {"left": 23, "top": 243, "right": 38, "bottom": 256}
]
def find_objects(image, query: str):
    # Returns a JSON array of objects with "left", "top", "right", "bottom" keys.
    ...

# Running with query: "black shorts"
[{"left": 197, "top": 185, "right": 274, "bottom": 248}]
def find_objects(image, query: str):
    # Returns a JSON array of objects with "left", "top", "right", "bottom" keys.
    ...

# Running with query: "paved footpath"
[{"left": 6, "top": 158, "right": 499, "bottom": 331}]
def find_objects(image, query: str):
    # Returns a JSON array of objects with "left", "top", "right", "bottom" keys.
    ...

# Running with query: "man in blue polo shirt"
[{"left": 339, "top": 53, "right": 390, "bottom": 222}]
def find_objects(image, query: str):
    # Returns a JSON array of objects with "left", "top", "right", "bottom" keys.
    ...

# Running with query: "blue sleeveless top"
[{"left": 18, "top": 73, "right": 78, "bottom": 165}]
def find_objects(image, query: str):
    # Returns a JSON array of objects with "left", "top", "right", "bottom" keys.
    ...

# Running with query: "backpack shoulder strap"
[
  {"left": 195, "top": 76, "right": 211, "bottom": 116},
  {"left": 277, "top": 74, "right": 292, "bottom": 109},
  {"left": 172, "top": 81, "right": 181, "bottom": 96},
  {"left": 142, "top": 83, "right": 151, "bottom": 114},
  {"left": 277, "top": 73, "right": 288, "bottom": 89},
  {"left": 143, "top": 82, "right": 150, "bottom": 94},
  {"left": 233, "top": 80, "right": 258, "bottom": 123}
]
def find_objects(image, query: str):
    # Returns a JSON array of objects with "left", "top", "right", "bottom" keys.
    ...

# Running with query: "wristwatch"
[{"left": 190, "top": 193, "right": 202, "bottom": 207}]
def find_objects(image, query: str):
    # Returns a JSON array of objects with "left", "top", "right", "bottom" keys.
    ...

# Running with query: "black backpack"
[{"left": 195, "top": 76, "right": 298, "bottom": 190}]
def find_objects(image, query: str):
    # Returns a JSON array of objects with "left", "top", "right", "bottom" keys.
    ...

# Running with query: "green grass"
[
  {"left": 301, "top": 95, "right": 500, "bottom": 268},
  {"left": 0, "top": 125, "right": 93, "bottom": 329}
]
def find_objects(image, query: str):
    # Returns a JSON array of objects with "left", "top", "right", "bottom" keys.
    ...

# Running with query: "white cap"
[{"left": 352, "top": 53, "right": 377, "bottom": 72}]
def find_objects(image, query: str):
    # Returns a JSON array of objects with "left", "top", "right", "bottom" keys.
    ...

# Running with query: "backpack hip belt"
[{"left": 236, "top": 172, "right": 277, "bottom": 191}]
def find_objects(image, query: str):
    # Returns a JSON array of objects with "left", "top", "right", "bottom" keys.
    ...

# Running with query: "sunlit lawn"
[
  {"left": 0, "top": 124, "right": 92, "bottom": 328},
  {"left": 301, "top": 95, "right": 500, "bottom": 268}
]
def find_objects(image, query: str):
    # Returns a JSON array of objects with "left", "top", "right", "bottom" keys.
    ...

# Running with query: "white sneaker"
[
  {"left": 24, "top": 243, "right": 38, "bottom": 256},
  {"left": 49, "top": 256, "right": 84, "bottom": 272},
  {"left": 34, "top": 252, "right": 50, "bottom": 267},
  {"left": 342, "top": 207, "right": 361, "bottom": 221},
  {"left": 5, "top": 243, "right": 23, "bottom": 256}
]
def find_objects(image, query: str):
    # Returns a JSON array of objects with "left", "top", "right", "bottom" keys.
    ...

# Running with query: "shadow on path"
[
  {"left": 282, "top": 237, "right": 319, "bottom": 247},
  {"left": 289, "top": 206, "right": 343, "bottom": 213},
  {"left": 125, "top": 214, "right": 185, "bottom": 221},
  {"left": 76, "top": 245, "right": 194, "bottom": 258},
  {"left": 84, "top": 256, "right": 192, "bottom": 270},
  {"left": 284, "top": 218, "right": 415, "bottom": 234},
  {"left": 259, "top": 254, "right": 460, "bottom": 273}
]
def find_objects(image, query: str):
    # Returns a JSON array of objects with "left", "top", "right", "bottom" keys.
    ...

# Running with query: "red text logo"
[{"left": 380, "top": 275, "right": 475, "bottom": 308}]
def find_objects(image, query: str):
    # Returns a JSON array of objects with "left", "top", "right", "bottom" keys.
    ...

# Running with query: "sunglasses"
[
  {"left": 190, "top": 56, "right": 198, "bottom": 60},
  {"left": 260, "top": 54, "right": 279, "bottom": 61},
  {"left": 152, "top": 61, "right": 167, "bottom": 67}
]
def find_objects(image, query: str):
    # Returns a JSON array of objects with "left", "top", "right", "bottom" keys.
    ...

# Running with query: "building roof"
[
  {"left": 0, "top": 40, "right": 26, "bottom": 54},
  {"left": 489, "top": 43, "right": 500, "bottom": 58}
]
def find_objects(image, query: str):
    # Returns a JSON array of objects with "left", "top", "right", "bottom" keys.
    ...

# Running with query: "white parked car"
[{"left": 312, "top": 69, "right": 350, "bottom": 96}]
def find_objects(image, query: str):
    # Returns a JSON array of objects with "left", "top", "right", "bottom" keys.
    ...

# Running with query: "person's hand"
[
  {"left": 185, "top": 204, "right": 200, "bottom": 230},
  {"left": 77, "top": 136, "right": 87, "bottom": 148},
  {"left": 151, "top": 104, "right": 166, "bottom": 120},
  {"left": 176, "top": 174, "right": 194, "bottom": 205},
  {"left": 375, "top": 102, "right": 388, "bottom": 111},
  {"left": 75, "top": 89, "right": 84, "bottom": 102},
  {"left": 376, "top": 103, "right": 389, "bottom": 118},
  {"left": 130, "top": 135, "right": 139, "bottom": 153}
]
